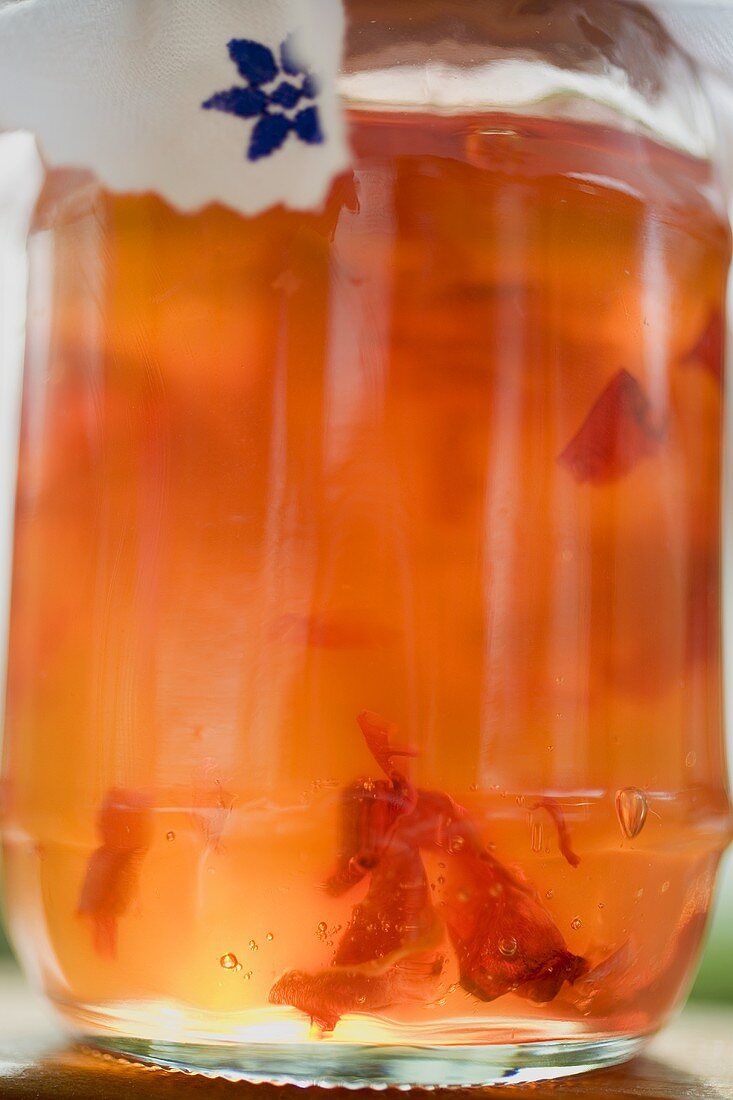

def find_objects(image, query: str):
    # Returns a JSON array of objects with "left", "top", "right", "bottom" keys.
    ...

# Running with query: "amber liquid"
[{"left": 2, "top": 112, "right": 732, "bottom": 1050}]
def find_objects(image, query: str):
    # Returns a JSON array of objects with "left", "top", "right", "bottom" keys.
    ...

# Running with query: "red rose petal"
[
  {"left": 272, "top": 713, "right": 586, "bottom": 1026},
  {"left": 269, "top": 968, "right": 406, "bottom": 1033},
  {"left": 269, "top": 953, "right": 444, "bottom": 1034},
  {"left": 531, "top": 797, "right": 580, "bottom": 868},
  {"left": 271, "top": 716, "right": 443, "bottom": 1029},
  {"left": 404, "top": 792, "right": 585, "bottom": 1004},
  {"left": 96, "top": 787, "right": 153, "bottom": 850},
  {"left": 559, "top": 369, "right": 662, "bottom": 484},
  {"left": 444, "top": 851, "right": 587, "bottom": 1003},
  {"left": 271, "top": 842, "right": 444, "bottom": 1030},
  {"left": 333, "top": 842, "right": 439, "bottom": 967},
  {"left": 324, "top": 778, "right": 410, "bottom": 895},
  {"left": 571, "top": 892, "right": 709, "bottom": 1018},
  {"left": 357, "top": 710, "right": 418, "bottom": 780},
  {"left": 682, "top": 310, "right": 724, "bottom": 383},
  {"left": 77, "top": 847, "right": 144, "bottom": 957},
  {"left": 325, "top": 713, "right": 422, "bottom": 895},
  {"left": 78, "top": 789, "right": 152, "bottom": 957}
]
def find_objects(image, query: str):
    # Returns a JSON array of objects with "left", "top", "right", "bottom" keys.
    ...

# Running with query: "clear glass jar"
[{"left": 0, "top": 0, "right": 731, "bottom": 1087}]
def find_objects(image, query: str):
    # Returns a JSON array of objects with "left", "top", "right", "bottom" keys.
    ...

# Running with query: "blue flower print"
[{"left": 203, "top": 35, "right": 325, "bottom": 161}]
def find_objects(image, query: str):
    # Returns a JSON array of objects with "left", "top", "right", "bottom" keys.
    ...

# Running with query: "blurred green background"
[{"left": 692, "top": 853, "right": 733, "bottom": 1001}]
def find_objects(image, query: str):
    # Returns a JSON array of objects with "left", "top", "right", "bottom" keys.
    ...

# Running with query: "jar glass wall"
[{"left": 1, "top": 0, "right": 731, "bottom": 1087}]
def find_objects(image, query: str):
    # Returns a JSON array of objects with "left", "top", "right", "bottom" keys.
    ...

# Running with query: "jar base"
[{"left": 80, "top": 1033, "right": 646, "bottom": 1088}]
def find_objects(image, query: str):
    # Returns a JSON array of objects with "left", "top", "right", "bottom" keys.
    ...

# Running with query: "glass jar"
[{"left": 0, "top": 0, "right": 731, "bottom": 1087}]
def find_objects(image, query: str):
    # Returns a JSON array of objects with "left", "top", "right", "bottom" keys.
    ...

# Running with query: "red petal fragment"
[
  {"left": 682, "top": 310, "right": 724, "bottom": 383},
  {"left": 269, "top": 955, "right": 444, "bottom": 1034},
  {"left": 334, "top": 844, "right": 438, "bottom": 967},
  {"left": 77, "top": 848, "right": 143, "bottom": 957},
  {"left": 559, "top": 369, "right": 663, "bottom": 484},
  {"left": 78, "top": 789, "right": 153, "bottom": 957},
  {"left": 324, "top": 713, "right": 423, "bottom": 896},
  {"left": 531, "top": 798, "right": 580, "bottom": 868},
  {"left": 273, "top": 842, "right": 444, "bottom": 1030},
  {"left": 329, "top": 170, "right": 360, "bottom": 217},
  {"left": 356, "top": 710, "right": 417, "bottom": 779},
  {"left": 384, "top": 786, "right": 486, "bottom": 858},
  {"left": 97, "top": 787, "right": 153, "bottom": 850},
  {"left": 324, "top": 779, "right": 408, "bottom": 896},
  {"left": 571, "top": 939, "right": 636, "bottom": 1014},
  {"left": 444, "top": 851, "right": 587, "bottom": 1004},
  {"left": 282, "top": 712, "right": 587, "bottom": 1025},
  {"left": 269, "top": 968, "right": 401, "bottom": 1032},
  {"left": 571, "top": 893, "right": 709, "bottom": 1018}
]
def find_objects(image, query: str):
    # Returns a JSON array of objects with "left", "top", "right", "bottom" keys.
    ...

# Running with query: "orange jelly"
[{"left": 2, "top": 112, "right": 731, "bottom": 1054}]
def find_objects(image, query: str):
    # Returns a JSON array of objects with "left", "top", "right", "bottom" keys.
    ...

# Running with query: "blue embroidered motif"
[{"left": 202, "top": 35, "right": 325, "bottom": 161}]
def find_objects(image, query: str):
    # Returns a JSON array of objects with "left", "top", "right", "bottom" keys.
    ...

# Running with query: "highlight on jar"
[{"left": 0, "top": 0, "right": 732, "bottom": 1089}]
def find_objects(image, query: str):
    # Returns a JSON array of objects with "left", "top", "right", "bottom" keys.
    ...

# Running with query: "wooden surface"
[{"left": 0, "top": 974, "right": 730, "bottom": 1098}]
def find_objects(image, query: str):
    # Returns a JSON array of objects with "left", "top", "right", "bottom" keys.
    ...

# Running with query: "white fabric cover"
[{"left": 0, "top": 0, "right": 348, "bottom": 216}]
